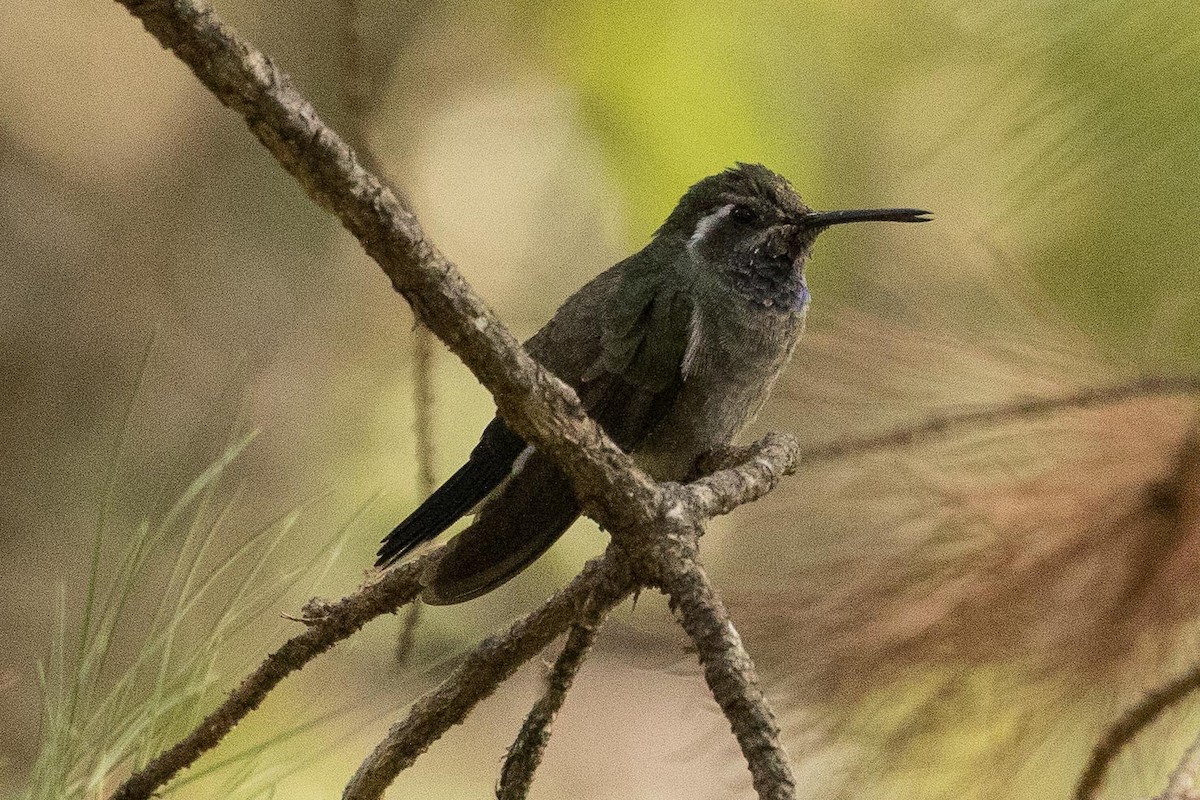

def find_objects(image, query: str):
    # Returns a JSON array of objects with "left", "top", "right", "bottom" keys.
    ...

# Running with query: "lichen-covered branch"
[
  {"left": 497, "top": 598, "right": 609, "bottom": 800},
  {"left": 342, "top": 556, "right": 632, "bottom": 800},
  {"left": 660, "top": 545, "right": 796, "bottom": 800},
  {"left": 109, "top": 554, "right": 434, "bottom": 800},
  {"left": 686, "top": 433, "right": 801, "bottom": 519}
]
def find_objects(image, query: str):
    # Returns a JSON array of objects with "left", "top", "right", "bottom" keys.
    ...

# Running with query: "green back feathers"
[{"left": 596, "top": 246, "right": 692, "bottom": 393}]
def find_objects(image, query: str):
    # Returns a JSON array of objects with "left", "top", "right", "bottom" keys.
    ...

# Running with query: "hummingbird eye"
[{"left": 730, "top": 205, "right": 758, "bottom": 224}]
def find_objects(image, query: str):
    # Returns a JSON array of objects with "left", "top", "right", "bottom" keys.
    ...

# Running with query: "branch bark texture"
[
  {"left": 343, "top": 557, "right": 631, "bottom": 800},
  {"left": 662, "top": 547, "right": 796, "bottom": 800}
]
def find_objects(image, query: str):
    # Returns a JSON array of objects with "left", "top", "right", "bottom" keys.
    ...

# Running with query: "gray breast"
[{"left": 635, "top": 301, "right": 806, "bottom": 480}]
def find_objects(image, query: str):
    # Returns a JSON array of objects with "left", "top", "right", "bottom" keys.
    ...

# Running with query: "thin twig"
[
  {"left": 110, "top": 554, "right": 434, "bottom": 800},
  {"left": 395, "top": 324, "right": 438, "bottom": 666},
  {"left": 684, "top": 376, "right": 1200, "bottom": 519},
  {"left": 1075, "top": 662, "right": 1200, "bottom": 800},
  {"left": 342, "top": 556, "right": 632, "bottom": 800},
  {"left": 803, "top": 374, "right": 1200, "bottom": 467},
  {"left": 413, "top": 323, "right": 438, "bottom": 496},
  {"left": 497, "top": 599, "right": 608, "bottom": 800},
  {"left": 393, "top": 602, "right": 424, "bottom": 668}
]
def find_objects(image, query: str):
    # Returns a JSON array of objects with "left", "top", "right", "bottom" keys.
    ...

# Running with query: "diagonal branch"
[
  {"left": 801, "top": 374, "right": 1200, "bottom": 467},
  {"left": 115, "top": 0, "right": 662, "bottom": 534},
  {"left": 342, "top": 555, "right": 633, "bottom": 800},
  {"left": 497, "top": 596, "right": 609, "bottom": 800},
  {"left": 1075, "top": 661, "right": 1200, "bottom": 800},
  {"left": 109, "top": 553, "right": 434, "bottom": 800},
  {"left": 659, "top": 543, "right": 796, "bottom": 800}
]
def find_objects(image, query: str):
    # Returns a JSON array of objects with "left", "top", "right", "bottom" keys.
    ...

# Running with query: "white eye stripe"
[{"left": 686, "top": 203, "right": 734, "bottom": 253}]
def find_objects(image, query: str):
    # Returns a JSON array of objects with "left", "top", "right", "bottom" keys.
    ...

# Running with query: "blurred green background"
[{"left": 3, "top": 0, "right": 1200, "bottom": 798}]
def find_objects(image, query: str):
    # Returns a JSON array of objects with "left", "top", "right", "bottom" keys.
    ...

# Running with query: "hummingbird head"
[{"left": 660, "top": 163, "right": 930, "bottom": 311}]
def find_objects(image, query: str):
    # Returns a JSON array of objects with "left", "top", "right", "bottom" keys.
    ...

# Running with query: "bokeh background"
[{"left": 3, "top": 0, "right": 1200, "bottom": 798}]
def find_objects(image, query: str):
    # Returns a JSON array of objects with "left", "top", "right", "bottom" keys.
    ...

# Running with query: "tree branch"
[
  {"left": 1075, "top": 661, "right": 1200, "bottom": 800},
  {"left": 497, "top": 597, "right": 608, "bottom": 800},
  {"left": 342, "top": 555, "right": 632, "bottom": 800},
  {"left": 660, "top": 542, "right": 796, "bottom": 800},
  {"left": 109, "top": 553, "right": 434, "bottom": 800},
  {"left": 115, "top": 0, "right": 662, "bottom": 535},
  {"left": 686, "top": 433, "right": 801, "bottom": 520},
  {"left": 802, "top": 374, "right": 1200, "bottom": 467}
]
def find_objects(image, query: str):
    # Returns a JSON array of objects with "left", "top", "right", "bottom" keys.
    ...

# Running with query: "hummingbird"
[{"left": 377, "top": 163, "right": 930, "bottom": 604}]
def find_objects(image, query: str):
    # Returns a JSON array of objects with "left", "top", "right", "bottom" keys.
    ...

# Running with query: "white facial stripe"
[{"left": 686, "top": 203, "right": 734, "bottom": 254}]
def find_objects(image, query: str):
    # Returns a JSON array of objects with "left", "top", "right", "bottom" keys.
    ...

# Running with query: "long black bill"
[{"left": 802, "top": 208, "right": 932, "bottom": 227}]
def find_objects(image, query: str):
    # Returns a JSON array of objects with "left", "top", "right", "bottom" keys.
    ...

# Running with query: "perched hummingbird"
[{"left": 378, "top": 163, "right": 929, "bottom": 604}]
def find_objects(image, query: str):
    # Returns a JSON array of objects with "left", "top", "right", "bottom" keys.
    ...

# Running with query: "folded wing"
[
  {"left": 380, "top": 250, "right": 694, "bottom": 603},
  {"left": 375, "top": 416, "right": 526, "bottom": 568}
]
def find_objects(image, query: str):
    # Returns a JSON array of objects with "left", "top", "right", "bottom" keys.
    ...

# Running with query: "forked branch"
[{"left": 342, "top": 556, "right": 633, "bottom": 800}]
